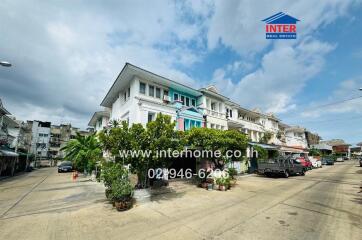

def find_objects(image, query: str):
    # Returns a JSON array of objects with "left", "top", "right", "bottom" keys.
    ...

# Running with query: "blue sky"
[{"left": 0, "top": 0, "right": 361, "bottom": 145}]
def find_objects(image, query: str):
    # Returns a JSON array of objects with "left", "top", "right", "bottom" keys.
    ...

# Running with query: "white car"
[
  {"left": 336, "top": 157, "right": 344, "bottom": 162},
  {"left": 309, "top": 157, "right": 322, "bottom": 168}
]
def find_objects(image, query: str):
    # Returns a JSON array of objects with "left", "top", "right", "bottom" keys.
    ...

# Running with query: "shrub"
[
  {"left": 227, "top": 167, "right": 237, "bottom": 179},
  {"left": 110, "top": 179, "right": 134, "bottom": 202}
]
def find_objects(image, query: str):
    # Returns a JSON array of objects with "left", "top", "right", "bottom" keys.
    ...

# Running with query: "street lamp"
[{"left": 0, "top": 61, "right": 12, "bottom": 67}]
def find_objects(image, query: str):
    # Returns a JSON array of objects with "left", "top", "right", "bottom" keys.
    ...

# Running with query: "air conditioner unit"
[{"left": 163, "top": 95, "right": 171, "bottom": 102}]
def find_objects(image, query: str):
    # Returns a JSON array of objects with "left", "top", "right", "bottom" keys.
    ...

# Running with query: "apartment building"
[
  {"left": 28, "top": 120, "right": 51, "bottom": 158},
  {"left": 49, "top": 124, "right": 91, "bottom": 159}
]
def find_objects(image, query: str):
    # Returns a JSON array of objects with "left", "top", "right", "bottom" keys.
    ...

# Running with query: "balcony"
[{"left": 205, "top": 109, "right": 226, "bottom": 119}]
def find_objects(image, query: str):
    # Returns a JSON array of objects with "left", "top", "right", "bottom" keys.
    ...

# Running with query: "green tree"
[
  {"left": 260, "top": 131, "right": 273, "bottom": 144},
  {"left": 61, "top": 133, "right": 102, "bottom": 172},
  {"left": 186, "top": 128, "right": 248, "bottom": 169},
  {"left": 99, "top": 113, "right": 182, "bottom": 188}
]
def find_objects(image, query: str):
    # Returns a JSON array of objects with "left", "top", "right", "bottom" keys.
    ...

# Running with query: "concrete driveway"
[{"left": 0, "top": 161, "right": 361, "bottom": 240}]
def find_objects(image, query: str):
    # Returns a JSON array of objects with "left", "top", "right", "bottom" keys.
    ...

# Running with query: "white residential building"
[
  {"left": 91, "top": 63, "right": 205, "bottom": 131},
  {"left": 284, "top": 126, "right": 308, "bottom": 149},
  {"left": 88, "top": 110, "right": 111, "bottom": 133},
  {"left": 29, "top": 120, "right": 51, "bottom": 158},
  {"left": 90, "top": 63, "right": 313, "bottom": 157}
]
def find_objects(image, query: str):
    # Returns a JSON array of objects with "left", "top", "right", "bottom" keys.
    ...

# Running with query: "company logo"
[{"left": 262, "top": 12, "right": 300, "bottom": 39}]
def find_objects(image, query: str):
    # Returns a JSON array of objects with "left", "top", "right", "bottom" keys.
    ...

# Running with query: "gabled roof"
[
  {"left": 0, "top": 98, "right": 10, "bottom": 115},
  {"left": 88, "top": 111, "right": 110, "bottom": 127},
  {"left": 101, "top": 63, "right": 202, "bottom": 107},
  {"left": 262, "top": 12, "right": 299, "bottom": 24}
]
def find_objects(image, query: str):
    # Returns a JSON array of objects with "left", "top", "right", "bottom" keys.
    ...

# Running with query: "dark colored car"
[
  {"left": 258, "top": 156, "right": 306, "bottom": 178},
  {"left": 321, "top": 157, "right": 334, "bottom": 165},
  {"left": 359, "top": 158, "right": 362, "bottom": 167},
  {"left": 58, "top": 161, "right": 73, "bottom": 173}
]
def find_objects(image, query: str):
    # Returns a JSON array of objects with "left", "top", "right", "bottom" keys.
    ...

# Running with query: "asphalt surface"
[{"left": 0, "top": 161, "right": 361, "bottom": 240}]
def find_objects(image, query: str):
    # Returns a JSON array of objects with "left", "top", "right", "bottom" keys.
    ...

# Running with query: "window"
[
  {"left": 156, "top": 87, "right": 161, "bottom": 98},
  {"left": 124, "top": 92, "right": 127, "bottom": 101},
  {"left": 211, "top": 102, "right": 216, "bottom": 111},
  {"left": 139, "top": 82, "right": 146, "bottom": 94},
  {"left": 191, "top": 99, "right": 196, "bottom": 107},
  {"left": 186, "top": 97, "right": 190, "bottom": 106},
  {"left": 210, "top": 123, "right": 215, "bottom": 129},
  {"left": 43, "top": 134, "right": 48, "bottom": 137},
  {"left": 164, "top": 90, "right": 169, "bottom": 98},
  {"left": 229, "top": 109, "right": 233, "bottom": 118},
  {"left": 149, "top": 85, "right": 154, "bottom": 97},
  {"left": 148, "top": 112, "right": 155, "bottom": 123},
  {"left": 181, "top": 95, "right": 185, "bottom": 105},
  {"left": 39, "top": 133, "right": 43, "bottom": 137},
  {"left": 174, "top": 93, "right": 179, "bottom": 101},
  {"left": 127, "top": 87, "right": 130, "bottom": 97}
]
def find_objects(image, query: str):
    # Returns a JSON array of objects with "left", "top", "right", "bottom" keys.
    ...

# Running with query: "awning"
[
  {"left": 249, "top": 142, "right": 278, "bottom": 150},
  {"left": 0, "top": 150, "right": 19, "bottom": 157},
  {"left": 279, "top": 146, "right": 304, "bottom": 153}
]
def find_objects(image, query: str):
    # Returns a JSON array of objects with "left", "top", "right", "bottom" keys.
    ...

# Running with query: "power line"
[
  {"left": 301, "top": 95, "right": 362, "bottom": 112},
  {"left": 293, "top": 115, "right": 362, "bottom": 124}
]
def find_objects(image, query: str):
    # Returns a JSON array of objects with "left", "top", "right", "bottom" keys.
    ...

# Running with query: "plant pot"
[
  {"left": 133, "top": 188, "right": 151, "bottom": 204},
  {"left": 213, "top": 184, "right": 219, "bottom": 190},
  {"left": 114, "top": 198, "right": 133, "bottom": 211},
  {"left": 219, "top": 185, "right": 226, "bottom": 191},
  {"left": 207, "top": 183, "right": 213, "bottom": 191}
]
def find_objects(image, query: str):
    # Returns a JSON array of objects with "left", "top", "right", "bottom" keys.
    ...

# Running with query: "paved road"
[{"left": 0, "top": 161, "right": 361, "bottom": 240}]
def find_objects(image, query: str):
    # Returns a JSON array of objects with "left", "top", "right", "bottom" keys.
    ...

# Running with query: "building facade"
[{"left": 92, "top": 63, "right": 323, "bottom": 158}]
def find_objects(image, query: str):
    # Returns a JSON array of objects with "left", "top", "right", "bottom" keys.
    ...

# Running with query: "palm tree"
[{"left": 61, "top": 133, "right": 102, "bottom": 172}]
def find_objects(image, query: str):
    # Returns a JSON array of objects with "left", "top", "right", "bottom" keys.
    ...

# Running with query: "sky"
[{"left": 0, "top": 0, "right": 362, "bottom": 145}]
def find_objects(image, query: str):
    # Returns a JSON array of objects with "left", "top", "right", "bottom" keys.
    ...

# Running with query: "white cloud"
[
  {"left": 0, "top": 0, "right": 207, "bottom": 128},
  {"left": 301, "top": 77, "right": 362, "bottom": 117},
  {"left": 208, "top": 0, "right": 358, "bottom": 55},
  {"left": 213, "top": 39, "right": 334, "bottom": 113}
]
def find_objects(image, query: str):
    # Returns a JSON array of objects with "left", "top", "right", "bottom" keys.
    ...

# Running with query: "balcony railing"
[{"left": 205, "top": 109, "right": 226, "bottom": 118}]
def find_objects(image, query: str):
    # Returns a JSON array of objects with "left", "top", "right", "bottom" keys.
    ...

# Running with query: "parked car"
[
  {"left": 359, "top": 158, "right": 362, "bottom": 167},
  {"left": 343, "top": 156, "right": 349, "bottom": 161},
  {"left": 291, "top": 153, "right": 311, "bottom": 170},
  {"left": 309, "top": 156, "right": 322, "bottom": 168},
  {"left": 258, "top": 156, "right": 306, "bottom": 178},
  {"left": 336, "top": 157, "right": 344, "bottom": 162},
  {"left": 321, "top": 157, "right": 334, "bottom": 165},
  {"left": 58, "top": 161, "right": 73, "bottom": 173}
]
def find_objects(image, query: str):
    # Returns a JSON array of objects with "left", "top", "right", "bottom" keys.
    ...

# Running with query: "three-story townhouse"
[
  {"left": 95, "top": 63, "right": 204, "bottom": 131},
  {"left": 199, "top": 86, "right": 228, "bottom": 130}
]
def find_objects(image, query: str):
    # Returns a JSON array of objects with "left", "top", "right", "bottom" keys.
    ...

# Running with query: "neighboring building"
[
  {"left": 284, "top": 126, "right": 308, "bottom": 150},
  {"left": 49, "top": 124, "right": 91, "bottom": 159},
  {"left": 323, "top": 139, "right": 351, "bottom": 157},
  {"left": 305, "top": 131, "right": 321, "bottom": 148},
  {"left": 0, "top": 99, "right": 20, "bottom": 176},
  {"left": 28, "top": 120, "right": 51, "bottom": 159},
  {"left": 311, "top": 142, "right": 333, "bottom": 155},
  {"left": 88, "top": 110, "right": 111, "bottom": 133}
]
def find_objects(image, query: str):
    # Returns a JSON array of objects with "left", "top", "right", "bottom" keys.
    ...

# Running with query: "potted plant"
[
  {"left": 213, "top": 178, "right": 220, "bottom": 190},
  {"left": 218, "top": 177, "right": 226, "bottom": 191},
  {"left": 110, "top": 179, "right": 134, "bottom": 211},
  {"left": 207, "top": 179, "right": 213, "bottom": 191}
]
